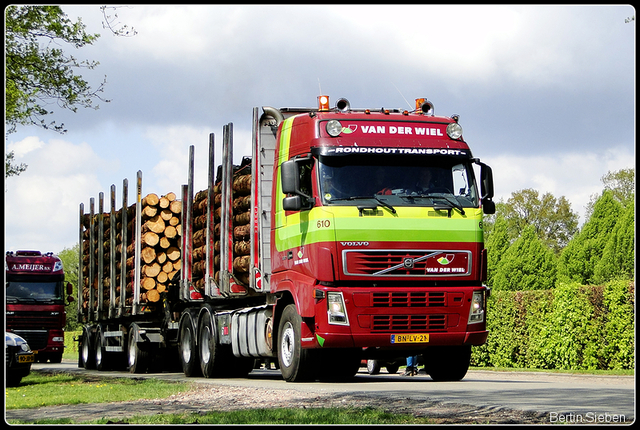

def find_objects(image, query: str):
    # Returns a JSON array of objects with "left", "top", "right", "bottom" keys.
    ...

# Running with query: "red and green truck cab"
[{"left": 268, "top": 97, "right": 495, "bottom": 381}]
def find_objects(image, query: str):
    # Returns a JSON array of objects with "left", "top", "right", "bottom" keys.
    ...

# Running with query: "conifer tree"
[{"left": 492, "top": 225, "right": 557, "bottom": 291}]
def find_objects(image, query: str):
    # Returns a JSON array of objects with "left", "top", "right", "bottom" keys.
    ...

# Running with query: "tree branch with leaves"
[{"left": 5, "top": 5, "right": 108, "bottom": 135}]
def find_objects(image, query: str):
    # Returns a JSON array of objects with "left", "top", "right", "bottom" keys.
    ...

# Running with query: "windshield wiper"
[
  {"left": 431, "top": 195, "right": 465, "bottom": 215},
  {"left": 373, "top": 195, "right": 396, "bottom": 214},
  {"left": 397, "top": 192, "right": 465, "bottom": 215},
  {"left": 331, "top": 195, "right": 396, "bottom": 214}
]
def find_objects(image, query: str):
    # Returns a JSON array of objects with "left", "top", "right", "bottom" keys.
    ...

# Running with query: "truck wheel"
[
  {"left": 95, "top": 327, "right": 113, "bottom": 371},
  {"left": 424, "top": 345, "right": 472, "bottom": 382},
  {"left": 179, "top": 315, "right": 201, "bottom": 377},
  {"left": 198, "top": 310, "right": 221, "bottom": 378},
  {"left": 385, "top": 363, "right": 400, "bottom": 375},
  {"left": 367, "top": 359, "right": 381, "bottom": 375},
  {"left": 317, "top": 349, "right": 360, "bottom": 381},
  {"left": 81, "top": 326, "right": 96, "bottom": 370},
  {"left": 95, "top": 329, "right": 107, "bottom": 370},
  {"left": 127, "top": 326, "right": 149, "bottom": 374},
  {"left": 277, "top": 304, "right": 316, "bottom": 382}
]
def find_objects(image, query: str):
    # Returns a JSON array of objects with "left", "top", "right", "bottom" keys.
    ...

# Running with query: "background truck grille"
[
  {"left": 12, "top": 330, "right": 49, "bottom": 350},
  {"left": 6, "top": 311, "right": 60, "bottom": 329}
]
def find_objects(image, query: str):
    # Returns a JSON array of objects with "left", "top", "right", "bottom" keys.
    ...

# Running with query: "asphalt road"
[{"left": 26, "top": 360, "right": 635, "bottom": 423}]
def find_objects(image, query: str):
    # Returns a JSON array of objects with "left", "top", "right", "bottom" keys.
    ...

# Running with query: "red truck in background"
[{"left": 5, "top": 250, "right": 73, "bottom": 363}]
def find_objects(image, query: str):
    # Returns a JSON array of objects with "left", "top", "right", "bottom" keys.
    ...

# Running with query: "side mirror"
[
  {"left": 480, "top": 163, "right": 494, "bottom": 200},
  {"left": 280, "top": 158, "right": 314, "bottom": 211},
  {"left": 281, "top": 160, "right": 300, "bottom": 195},
  {"left": 283, "top": 195, "right": 303, "bottom": 211},
  {"left": 482, "top": 198, "right": 496, "bottom": 215},
  {"left": 66, "top": 282, "right": 73, "bottom": 295}
]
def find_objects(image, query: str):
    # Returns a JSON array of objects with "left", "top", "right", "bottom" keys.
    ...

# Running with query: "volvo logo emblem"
[{"left": 403, "top": 258, "right": 415, "bottom": 269}]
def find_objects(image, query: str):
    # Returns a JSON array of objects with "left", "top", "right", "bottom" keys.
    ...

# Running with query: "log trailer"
[
  {"left": 6, "top": 250, "right": 73, "bottom": 363},
  {"left": 77, "top": 96, "right": 495, "bottom": 382}
]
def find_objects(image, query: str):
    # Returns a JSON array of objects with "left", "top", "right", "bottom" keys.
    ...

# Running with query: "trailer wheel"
[
  {"left": 81, "top": 326, "right": 96, "bottom": 370},
  {"left": 127, "top": 326, "right": 149, "bottom": 374},
  {"left": 277, "top": 304, "right": 316, "bottom": 382},
  {"left": 95, "top": 328, "right": 109, "bottom": 371},
  {"left": 424, "top": 345, "right": 472, "bottom": 382},
  {"left": 179, "top": 315, "right": 201, "bottom": 377},
  {"left": 198, "top": 310, "right": 221, "bottom": 378}
]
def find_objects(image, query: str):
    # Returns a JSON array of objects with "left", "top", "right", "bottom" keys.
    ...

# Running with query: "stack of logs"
[
  {"left": 81, "top": 192, "right": 182, "bottom": 310},
  {"left": 231, "top": 165, "right": 252, "bottom": 286},
  {"left": 191, "top": 162, "right": 252, "bottom": 292}
]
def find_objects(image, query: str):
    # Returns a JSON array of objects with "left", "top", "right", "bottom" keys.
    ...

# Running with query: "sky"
[{"left": 4, "top": 5, "right": 636, "bottom": 254}]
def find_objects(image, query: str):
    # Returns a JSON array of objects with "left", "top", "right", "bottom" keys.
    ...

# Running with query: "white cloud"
[
  {"left": 4, "top": 136, "right": 113, "bottom": 252},
  {"left": 488, "top": 144, "right": 635, "bottom": 224}
]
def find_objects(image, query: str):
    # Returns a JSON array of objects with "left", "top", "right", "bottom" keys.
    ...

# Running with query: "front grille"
[
  {"left": 12, "top": 330, "right": 48, "bottom": 350},
  {"left": 371, "top": 314, "right": 447, "bottom": 332},
  {"left": 343, "top": 250, "right": 471, "bottom": 277},
  {"left": 6, "top": 311, "right": 60, "bottom": 330},
  {"left": 372, "top": 291, "right": 445, "bottom": 307}
]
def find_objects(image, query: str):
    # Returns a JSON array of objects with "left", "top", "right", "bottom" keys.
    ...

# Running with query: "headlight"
[
  {"left": 446, "top": 122, "right": 463, "bottom": 140},
  {"left": 20, "top": 342, "right": 31, "bottom": 352},
  {"left": 468, "top": 290, "right": 485, "bottom": 323},
  {"left": 327, "top": 292, "right": 349, "bottom": 325},
  {"left": 52, "top": 336, "right": 64, "bottom": 343},
  {"left": 326, "top": 120, "right": 343, "bottom": 137}
]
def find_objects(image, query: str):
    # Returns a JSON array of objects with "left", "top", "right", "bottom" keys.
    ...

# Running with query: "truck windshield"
[
  {"left": 318, "top": 154, "right": 478, "bottom": 209},
  {"left": 6, "top": 280, "right": 63, "bottom": 302}
]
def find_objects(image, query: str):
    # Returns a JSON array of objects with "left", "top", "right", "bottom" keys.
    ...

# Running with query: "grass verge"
[
  {"left": 5, "top": 372, "right": 192, "bottom": 410},
  {"left": 9, "top": 407, "right": 434, "bottom": 425}
]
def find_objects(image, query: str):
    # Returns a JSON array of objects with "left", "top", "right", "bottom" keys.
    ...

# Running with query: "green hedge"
[
  {"left": 471, "top": 280, "right": 635, "bottom": 370},
  {"left": 63, "top": 330, "right": 81, "bottom": 360}
]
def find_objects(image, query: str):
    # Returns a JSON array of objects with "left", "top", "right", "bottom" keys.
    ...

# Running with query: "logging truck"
[
  {"left": 6, "top": 250, "right": 74, "bottom": 363},
  {"left": 77, "top": 96, "right": 495, "bottom": 382}
]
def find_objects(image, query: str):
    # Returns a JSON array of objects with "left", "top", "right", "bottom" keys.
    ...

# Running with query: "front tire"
[
  {"left": 424, "top": 345, "right": 471, "bottom": 381},
  {"left": 277, "top": 304, "right": 317, "bottom": 382}
]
